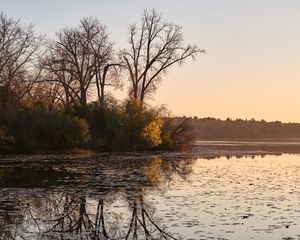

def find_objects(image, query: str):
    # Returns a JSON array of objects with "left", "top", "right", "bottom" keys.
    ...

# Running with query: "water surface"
[{"left": 0, "top": 143, "right": 300, "bottom": 239}]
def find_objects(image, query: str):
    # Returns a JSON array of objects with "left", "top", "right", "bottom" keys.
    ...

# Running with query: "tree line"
[
  {"left": 0, "top": 9, "right": 203, "bottom": 153},
  {"left": 185, "top": 117, "right": 300, "bottom": 140}
]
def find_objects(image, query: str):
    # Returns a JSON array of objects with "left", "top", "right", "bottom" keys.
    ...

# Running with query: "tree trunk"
[
  {"left": 99, "top": 85, "right": 105, "bottom": 111},
  {"left": 80, "top": 88, "right": 87, "bottom": 107}
]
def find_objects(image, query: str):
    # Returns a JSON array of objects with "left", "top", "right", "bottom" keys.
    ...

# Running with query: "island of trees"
[
  {"left": 2, "top": 9, "right": 297, "bottom": 154},
  {"left": 0, "top": 10, "right": 204, "bottom": 153}
]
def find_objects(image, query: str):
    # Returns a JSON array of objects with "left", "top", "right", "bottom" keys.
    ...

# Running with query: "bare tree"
[
  {"left": 40, "top": 53, "right": 80, "bottom": 108},
  {"left": 42, "top": 17, "right": 121, "bottom": 110},
  {"left": 122, "top": 9, "right": 205, "bottom": 101},
  {"left": 44, "top": 25, "right": 94, "bottom": 108},
  {"left": 82, "top": 17, "right": 122, "bottom": 110},
  {"left": 24, "top": 80, "right": 65, "bottom": 111},
  {"left": 0, "top": 12, "right": 43, "bottom": 112}
]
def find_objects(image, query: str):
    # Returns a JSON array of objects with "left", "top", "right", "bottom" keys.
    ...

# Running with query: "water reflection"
[
  {"left": 192, "top": 140, "right": 300, "bottom": 160},
  {"left": 1, "top": 150, "right": 300, "bottom": 239},
  {"left": 0, "top": 156, "right": 194, "bottom": 239}
]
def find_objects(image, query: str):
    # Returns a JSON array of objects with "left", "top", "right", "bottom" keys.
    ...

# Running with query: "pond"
[{"left": 0, "top": 142, "right": 299, "bottom": 240}]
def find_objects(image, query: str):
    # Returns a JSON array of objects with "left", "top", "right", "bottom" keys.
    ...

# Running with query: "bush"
[
  {"left": 159, "top": 118, "right": 195, "bottom": 150},
  {"left": 142, "top": 118, "right": 163, "bottom": 147},
  {"left": 86, "top": 100, "right": 165, "bottom": 151},
  {"left": 84, "top": 99, "right": 195, "bottom": 152},
  {"left": 0, "top": 127, "right": 15, "bottom": 152},
  {"left": 0, "top": 98, "right": 194, "bottom": 153},
  {"left": 1, "top": 111, "right": 89, "bottom": 153}
]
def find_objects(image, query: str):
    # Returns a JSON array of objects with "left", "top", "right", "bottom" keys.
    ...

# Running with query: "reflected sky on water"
[{"left": 0, "top": 144, "right": 300, "bottom": 239}]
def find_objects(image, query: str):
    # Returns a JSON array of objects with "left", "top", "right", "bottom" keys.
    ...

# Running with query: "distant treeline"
[{"left": 179, "top": 117, "right": 300, "bottom": 140}]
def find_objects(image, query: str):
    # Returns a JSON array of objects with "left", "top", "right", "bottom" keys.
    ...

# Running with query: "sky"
[{"left": 2, "top": 0, "right": 300, "bottom": 122}]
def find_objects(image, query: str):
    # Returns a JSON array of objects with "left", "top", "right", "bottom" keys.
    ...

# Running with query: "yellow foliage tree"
[{"left": 142, "top": 118, "right": 163, "bottom": 147}]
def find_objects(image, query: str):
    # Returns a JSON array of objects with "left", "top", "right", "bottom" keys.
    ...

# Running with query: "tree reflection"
[
  {"left": 125, "top": 195, "right": 177, "bottom": 240},
  {"left": 0, "top": 156, "right": 194, "bottom": 239},
  {"left": 0, "top": 194, "right": 27, "bottom": 240}
]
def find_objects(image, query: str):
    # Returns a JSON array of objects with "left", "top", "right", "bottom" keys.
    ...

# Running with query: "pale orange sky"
[{"left": 2, "top": 0, "right": 300, "bottom": 122}]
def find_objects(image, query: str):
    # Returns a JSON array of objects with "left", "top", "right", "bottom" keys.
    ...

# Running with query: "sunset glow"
[{"left": 2, "top": 0, "right": 300, "bottom": 122}]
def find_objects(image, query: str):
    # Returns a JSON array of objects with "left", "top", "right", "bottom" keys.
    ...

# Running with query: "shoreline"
[{"left": 2, "top": 140, "right": 300, "bottom": 158}]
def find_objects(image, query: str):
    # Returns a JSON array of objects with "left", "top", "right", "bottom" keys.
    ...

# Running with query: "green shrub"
[
  {"left": 0, "top": 98, "right": 194, "bottom": 153},
  {"left": 2, "top": 111, "right": 89, "bottom": 152},
  {"left": 86, "top": 99, "right": 165, "bottom": 151}
]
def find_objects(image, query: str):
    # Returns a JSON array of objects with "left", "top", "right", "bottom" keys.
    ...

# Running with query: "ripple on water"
[{"left": 0, "top": 153, "right": 299, "bottom": 239}]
